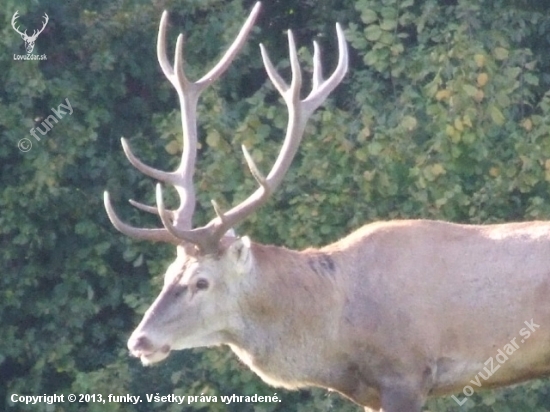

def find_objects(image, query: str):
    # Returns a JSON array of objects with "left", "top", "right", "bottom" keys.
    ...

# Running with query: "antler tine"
[
  {"left": 11, "top": 11, "right": 25, "bottom": 36},
  {"left": 34, "top": 13, "right": 48, "bottom": 37},
  {"left": 103, "top": 192, "right": 179, "bottom": 244},
  {"left": 312, "top": 41, "right": 323, "bottom": 90},
  {"left": 197, "top": 2, "right": 262, "bottom": 89},
  {"left": 303, "top": 23, "right": 348, "bottom": 114},
  {"left": 121, "top": 138, "right": 177, "bottom": 184},
  {"left": 129, "top": 198, "right": 175, "bottom": 219}
]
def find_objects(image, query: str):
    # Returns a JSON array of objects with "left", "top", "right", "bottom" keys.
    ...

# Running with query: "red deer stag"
[{"left": 104, "top": 3, "right": 550, "bottom": 411}]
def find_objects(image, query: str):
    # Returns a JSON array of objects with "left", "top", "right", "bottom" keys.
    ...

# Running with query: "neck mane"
[{"left": 226, "top": 241, "right": 343, "bottom": 389}]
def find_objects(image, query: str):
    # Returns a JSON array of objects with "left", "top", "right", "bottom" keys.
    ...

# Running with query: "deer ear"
[{"left": 227, "top": 236, "right": 252, "bottom": 268}]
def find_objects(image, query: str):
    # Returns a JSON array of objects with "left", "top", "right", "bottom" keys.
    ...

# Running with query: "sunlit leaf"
[
  {"left": 489, "top": 105, "right": 506, "bottom": 125},
  {"left": 477, "top": 72, "right": 489, "bottom": 87},
  {"left": 361, "top": 9, "right": 378, "bottom": 24},
  {"left": 463, "top": 84, "right": 479, "bottom": 97},
  {"left": 494, "top": 47, "right": 509, "bottom": 60}
]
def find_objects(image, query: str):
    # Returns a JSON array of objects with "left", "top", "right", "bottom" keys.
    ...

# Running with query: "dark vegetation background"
[{"left": 1, "top": 0, "right": 550, "bottom": 410}]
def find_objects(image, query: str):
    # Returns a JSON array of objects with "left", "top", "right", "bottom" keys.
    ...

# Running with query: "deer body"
[
  {"left": 103, "top": 3, "right": 550, "bottom": 411},
  {"left": 125, "top": 219, "right": 550, "bottom": 410}
]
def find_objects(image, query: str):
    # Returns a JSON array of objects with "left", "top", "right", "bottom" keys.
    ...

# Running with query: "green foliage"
[{"left": 1, "top": 0, "right": 550, "bottom": 411}]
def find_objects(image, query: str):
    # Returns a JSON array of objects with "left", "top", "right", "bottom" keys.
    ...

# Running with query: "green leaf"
[
  {"left": 365, "top": 25, "right": 383, "bottom": 41},
  {"left": 355, "top": 146, "right": 369, "bottom": 161},
  {"left": 206, "top": 129, "right": 221, "bottom": 148},
  {"left": 489, "top": 105, "right": 506, "bottom": 125},
  {"left": 494, "top": 47, "right": 509, "bottom": 60},
  {"left": 364, "top": 50, "right": 380, "bottom": 66},
  {"left": 380, "top": 6, "right": 398, "bottom": 20},
  {"left": 361, "top": 9, "right": 378, "bottom": 24},
  {"left": 380, "top": 19, "right": 397, "bottom": 31},
  {"left": 462, "top": 84, "right": 479, "bottom": 97},
  {"left": 496, "top": 92, "right": 511, "bottom": 107},
  {"left": 524, "top": 73, "right": 539, "bottom": 86},
  {"left": 368, "top": 141, "right": 383, "bottom": 155},
  {"left": 400, "top": 115, "right": 418, "bottom": 131}
]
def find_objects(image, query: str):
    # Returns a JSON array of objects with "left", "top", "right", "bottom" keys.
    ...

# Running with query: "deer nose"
[
  {"left": 128, "top": 334, "right": 154, "bottom": 354},
  {"left": 128, "top": 334, "right": 172, "bottom": 356}
]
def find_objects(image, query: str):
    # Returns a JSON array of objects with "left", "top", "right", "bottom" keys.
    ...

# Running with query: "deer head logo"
[{"left": 11, "top": 11, "right": 49, "bottom": 54}]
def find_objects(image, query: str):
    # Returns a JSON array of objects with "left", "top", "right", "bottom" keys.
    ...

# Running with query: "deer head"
[
  {"left": 104, "top": 2, "right": 348, "bottom": 365},
  {"left": 12, "top": 11, "right": 49, "bottom": 54}
]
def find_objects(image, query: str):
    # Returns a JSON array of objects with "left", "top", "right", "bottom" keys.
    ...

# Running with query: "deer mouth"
[{"left": 129, "top": 341, "right": 171, "bottom": 365}]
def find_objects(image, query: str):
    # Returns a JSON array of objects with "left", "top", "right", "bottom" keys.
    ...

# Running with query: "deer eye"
[{"left": 196, "top": 278, "right": 209, "bottom": 290}]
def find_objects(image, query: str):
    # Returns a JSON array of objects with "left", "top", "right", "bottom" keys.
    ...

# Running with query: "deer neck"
[{"left": 226, "top": 242, "right": 342, "bottom": 389}]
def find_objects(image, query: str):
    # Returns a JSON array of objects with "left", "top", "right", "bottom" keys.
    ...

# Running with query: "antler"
[
  {"left": 104, "top": 2, "right": 348, "bottom": 253},
  {"left": 104, "top": 2, "right": 262, "bottom": 246},
  {"left": 11, "top": 11, "right": 26, "bottom": 37},
  {"left": 11, "top": 11, "right": 48, "bottom": 40},
  {"left": 158, "top": 22, "right": 349, "bottom": 251},
  {"left": 30, "top": 13, "right": 49, "bottom": 40}
]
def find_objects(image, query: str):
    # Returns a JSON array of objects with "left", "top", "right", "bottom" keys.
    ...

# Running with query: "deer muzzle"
[{"left": 127, "top": 333, "right": 171, "bottom": 365}]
